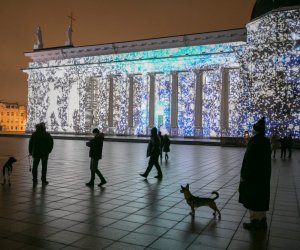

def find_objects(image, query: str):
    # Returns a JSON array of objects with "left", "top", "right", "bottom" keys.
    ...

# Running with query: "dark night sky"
[{"left": 0, "top": 0, "right": 255, "bottom": 106}]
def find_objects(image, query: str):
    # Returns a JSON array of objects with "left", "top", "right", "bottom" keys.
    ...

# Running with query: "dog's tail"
[{"left": 211, "top": 191, "right": 219, "bottom": 200}]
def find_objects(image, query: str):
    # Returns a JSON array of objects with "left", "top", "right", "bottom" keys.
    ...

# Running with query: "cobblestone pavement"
[{"left": 0, "top": 137, "right": 299, "bottom": 250}]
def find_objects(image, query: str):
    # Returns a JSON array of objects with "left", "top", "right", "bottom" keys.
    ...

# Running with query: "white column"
[
  {"left": 127, "top": 74, "right": 134, "bottom": 131},
  {"left": 220, "top": 68, "right": 230, "bottom": 135},
  {"left": 194, "top": 70, "right": 204, "bottom": 136},
  {"left": 148, "top": 73, "right": 155, "bottom": 129},
  {"left": 108, "top": 75, "right": 114, "bottom": 129},
  {"left": 170, "top": 71, "right": 178, "bottom": 135}
]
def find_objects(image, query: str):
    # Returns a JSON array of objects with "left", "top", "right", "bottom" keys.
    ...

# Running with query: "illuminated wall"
[
  {"left": 25, "top": 7, "right": 299, "bottom": 138},
  {"left": 238, "top": 8, "right": 300, "bottom": 137}
]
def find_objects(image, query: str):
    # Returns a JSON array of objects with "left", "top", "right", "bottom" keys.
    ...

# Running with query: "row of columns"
[{"left": 106, "top": 68, "right": 235, "bottom": 135}]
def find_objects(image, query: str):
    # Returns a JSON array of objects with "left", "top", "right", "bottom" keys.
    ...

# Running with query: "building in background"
[
  {"left": 0, "top": 101, "right": 27, "bottom": 132},
  {"left": 23, "top": 4, "right": 299, "bottom": 138}
]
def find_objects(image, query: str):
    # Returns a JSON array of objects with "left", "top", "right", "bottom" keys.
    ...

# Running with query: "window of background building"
[
  {"left": 11, "top": 126, "right": 13, "bottom": 129},
  {"left": 11, "top": 112, "right": 14, "bottom": 116},
  {"left": 7, "top": 112, "right": 9, "bottom": 116}
]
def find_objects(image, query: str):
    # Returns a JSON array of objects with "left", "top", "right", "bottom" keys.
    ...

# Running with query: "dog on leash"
[
  {"left": 2, "top": 157, "right": 17, "bottom": 186},
  {"left": 180, "top": 184, "right": 221, "bottom": 219}
]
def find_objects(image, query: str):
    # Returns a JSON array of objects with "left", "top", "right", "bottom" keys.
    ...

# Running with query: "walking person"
[
  {"left": 29, "top": 122, "right": 54, "bottom": 185},
  {"left": 239, "top": 117, "right": 271, "bottom": 230},
  {"left": 287, "top": 133, "right": 293, "bottom": 159},
  {"left": 162, "top": 134, "right": 170, "bottom": 161},
  {"left": 270, "top": 132, "right": 280, "bottom": 159},
  {"left": 86, "top": 128, "right": 107, "bottom": 187},
  {"left": 140, "top": 127, "right": 163, "bottom": 179}
]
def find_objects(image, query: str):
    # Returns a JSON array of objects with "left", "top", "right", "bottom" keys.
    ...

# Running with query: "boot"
[
  {"left": 85, "top": 181, "right": 94, "bottom": 187},
  {"left": 243, "top": 220, "right": 260, "bottom": 230},
  {"left": 243, "top": 219, "right": 267, "bottom": 230},
  {"left": 258, "top": 218, "right": 267, "bottom": 229}
]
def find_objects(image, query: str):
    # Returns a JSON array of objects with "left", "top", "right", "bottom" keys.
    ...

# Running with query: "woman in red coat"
[{"left": 239, "top": 117, "right": 271, "bottom": 230}]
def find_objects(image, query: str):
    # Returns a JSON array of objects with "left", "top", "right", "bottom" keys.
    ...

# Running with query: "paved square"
[{"left": 0, "top": 137, "right": 299, "bottom": 249}]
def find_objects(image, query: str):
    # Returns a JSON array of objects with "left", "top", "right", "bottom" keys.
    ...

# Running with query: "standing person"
[
  {"left": 270, "top": 132, "right": 280, "bottom": 159},
  {"left": 163, "top": 134, "right": 170, "bottom": 161},
  {"left": 29, "top": 122, "right": 54, "bottom": 185},
  {"left": 280, "top": 136, "right": 288, "bottom": 160},
  {"left": 85, "top": 128, "right": 106, "bottom": 187},
  {"left": 158, "top": 131, "right": 163, "bottom": 162},
  {"left": 287, "top": 134, "right": 293, "bottom": 159},
  {"left": 140, "top": 127, "right": 163, "bottom": 179},
  {"left": 239, "top": 117, "right": 271, "bottom": 230}
]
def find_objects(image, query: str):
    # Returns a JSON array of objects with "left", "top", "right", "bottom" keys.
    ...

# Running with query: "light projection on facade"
[{"left": 24, "top": 7, "right": 300, "bottom": 138}]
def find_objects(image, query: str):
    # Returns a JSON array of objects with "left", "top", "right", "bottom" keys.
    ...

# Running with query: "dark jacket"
[
  {"left": 239, "top": 133, "right": 271, "bottom": 211},
  {"left": 87, "top": 134, "right": 103, "bottom": 160},
  {"left": 163, "top": 136, "right": 170, "bottom": 153},
  {"left": 147, "top": 135, "right": 160, "bottom": 158},
  {"left": 29, "top": 131, "right": 53, "bottom": 158}
]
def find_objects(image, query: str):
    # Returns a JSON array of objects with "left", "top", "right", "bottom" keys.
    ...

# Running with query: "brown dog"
[{"left": 180, "top": 184, "right": 221, "bottom": 219}]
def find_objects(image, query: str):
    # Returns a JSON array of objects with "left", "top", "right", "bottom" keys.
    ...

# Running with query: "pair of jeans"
[
  {"left": 89, "top": 158, "right": 106, "bottom": 183},
  {"left": 144, "top": 154, "right": 162, "bottom": 177},
  {"left": 32, "top": 156, "right": 48, "bottom": 182}
]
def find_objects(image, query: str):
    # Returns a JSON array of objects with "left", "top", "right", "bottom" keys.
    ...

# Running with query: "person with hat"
[
  {"left": 140, "top": 127, "right": 163, "bottom": 179},
  {"left": 85, "top": 128, "right": 106, "bottom": 187},
  {"left": 238, "top": 117, "right": 271, "bottom": 230}
]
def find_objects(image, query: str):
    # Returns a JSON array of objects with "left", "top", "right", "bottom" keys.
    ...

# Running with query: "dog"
[
  {"left": 180, "top": 184, "right": 221, "bottom": 219},
  {"left": 2, "top": 157, "right": 17, "bottom": 186}
]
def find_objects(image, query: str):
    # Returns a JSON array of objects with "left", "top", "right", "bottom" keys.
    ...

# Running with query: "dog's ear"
[
  {"left": 186, "top": 184, "right": 189, "bottom": 189},
  {"left": 180, "top": 185, "right": 184, "bottom": 189}
]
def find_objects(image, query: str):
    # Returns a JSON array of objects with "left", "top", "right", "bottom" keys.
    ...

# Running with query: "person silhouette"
[
  {"left": 29, "top": 122, "right": 53, "bottom": 185},
  {"left": 140, "top": 127, "right": 163, "bottom": 179},
  {"left": 162, "top": 134, "right": 170, "bottom": 161},
  {"left": 85, "top": 128, "right": 106, "bottom": 187},
  {"left": 287, "top": 134, "right": 293, "bottom": 159},
  {"left": 239, "top": 117, "right": 271, "bottom": 230}
]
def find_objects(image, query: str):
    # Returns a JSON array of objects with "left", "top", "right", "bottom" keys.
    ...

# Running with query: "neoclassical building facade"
[{"left": 24, "top": 6, "right": 300, "bottom": 138}]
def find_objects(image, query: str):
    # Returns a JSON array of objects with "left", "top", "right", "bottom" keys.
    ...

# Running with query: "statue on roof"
[
  {"left": 65, "top": 25, "right": 73, "bottom": 46},
  {"left": 65, "top": 13, "right": 75, "bottom": 46},
  {"left": 33, "top": 26, "right": 43, "bottom": 50}
]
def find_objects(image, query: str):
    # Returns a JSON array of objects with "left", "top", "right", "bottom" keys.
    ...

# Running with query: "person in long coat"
[
  {"left": 162, "top": 134, "right": 170, "bottom": 161},
  {"left": 140, "top": 127, "right": 163, "bottom": 179},
  {"left": 29, "top": 122, "right": 53, "bottom": 185},
  {"left": 85, "top": 128, "right": 106, "bottom": 187},
  {"left": 239, "top": 117, "right": 271, "bottom": 230}
]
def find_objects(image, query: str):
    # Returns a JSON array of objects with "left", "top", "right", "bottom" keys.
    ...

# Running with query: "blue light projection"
[
  {"left": 202, "top": 71, "right": 221, "bottom": 137},
  {"left": 133, "top": 75, "right": 148, "bottom": 135},
  {"left": 154, "top": 74, "right": 171, "bottom": 131},
  {"left": 25, "top": 8, "right": 299, "bottom": 138},
  {"left": 178, "top": 72, "right": 195, "bottom": 136},
  {"left": 238, "top": 8, "right": 300, "bottom": 137}
]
